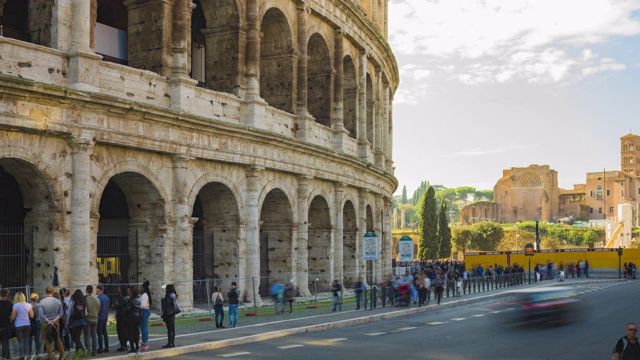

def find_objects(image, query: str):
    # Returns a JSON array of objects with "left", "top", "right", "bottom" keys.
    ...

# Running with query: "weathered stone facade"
[{"left": 0, "top": 0, "right": 398, "bottom": 307}]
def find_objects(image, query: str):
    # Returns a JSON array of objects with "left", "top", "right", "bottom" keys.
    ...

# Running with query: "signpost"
[
  {"left": 525, "top": 243, "right": 535, "bottom": 284},
  {"left": 363, "top": 231, "right": 378, "bottom": 309},
  {"left": 399, "top": 236, "right": 414, "bottom": 262}
]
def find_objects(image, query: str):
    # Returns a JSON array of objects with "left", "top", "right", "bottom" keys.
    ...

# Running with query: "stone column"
[
  {"left": 68, "top": 0, "right": 101, "bottom": 92},
  {"left": 296, "top": 176, "right": 311, "bottom": 296},
  {"left": 382, "top": 84, "right": 391, "bottom": 171},
  {"left": 374, "top": 195, "right": 383, "bottom": 283},
  {"left": 51, "top": 0, "right": 72, "bottom": 51},
  {"left": 68, "top": 130, "right": 96, "bottom": 287},
  {"left": 332, "top": 29, "right": 350, "bottom": 153},
  {"left": 243, "top": 166, "right": 262, "bottom": 302},
  {"left": 242, "top": 0, "right": 267, "bottom": 129},
  {"left": 294, "top": 1, "right": 314, "bottom": 141},
  {"left": 374, "top": 69, "right": 384, "bottom": 168},
  {"left": 357, "top": 188, "right": 368, "bottom": 279},
  {"left": 386, "top": 99, "right": 394, "bottom": 173},
  {"left": 357, "top": 51, "right": 370, "bottom": 160},
  {"left": 172, "top": 154, "right": 195, "bottom": 309},
  {"left": 333, "top": 183, "right": 345, "bottom": 279},
  {"left": 170, "top": 1, "right": 198, "bottom": 111}
]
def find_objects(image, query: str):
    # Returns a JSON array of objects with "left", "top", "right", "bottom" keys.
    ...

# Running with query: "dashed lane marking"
[
  {"left": 325, "top": 338, "right": 348, "bottom": 342},
  {"left": 365, "top": 332, "right": 387, "bottom": 336},
  {"left": 391, "top": 326, "right": 417, "bottom": 333},
  {"left": 491, "top": 311, "right": 502, "bottom": 314},
  {"left": 451, "top": 318, "right": 466, "bottom": 321},
  {"left": 219, "top": 351, "right": 251, "bottom": 357},
  {"left": 278, "top": 344, "right": 304, "bottom": 349},
  {"left": 427, "top": 322, "right": 446, "bottom": 326},
  {"left": 471, "top": 314, "right": 485, "bottom": 317}
]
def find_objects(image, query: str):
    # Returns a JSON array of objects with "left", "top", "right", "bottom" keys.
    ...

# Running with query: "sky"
[{"left": 388, "top": 0, "right": 640, "bottom": 196}]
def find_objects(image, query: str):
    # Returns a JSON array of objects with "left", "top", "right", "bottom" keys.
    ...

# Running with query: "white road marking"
[
  {"left": 325, "top": 338, "right": 348, "bottom": 342},
  {"left": 365, "top": 332, "right": 387, "bottom": 336},
  {"left": 219, "top": 351, "right": 251, "bottom": 357},
  {"left": 391, "top": 326, "right": 417, "bottom": 333},
  {"left": 278, "top": 344, "right": 304, "bottom": 349},
  {"left": 427, "top": 321, "right": 445, "bottom": 326},
  {"left": 451, "top": 318, "right": 466, "bottom": 321},
  {"left": 471, "top": 314, "right": 485, "bottom": 317}
]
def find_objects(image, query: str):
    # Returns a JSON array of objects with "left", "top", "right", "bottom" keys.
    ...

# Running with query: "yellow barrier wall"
[{"left": 464, "top": 248, "right": 640, "bottom": 271}]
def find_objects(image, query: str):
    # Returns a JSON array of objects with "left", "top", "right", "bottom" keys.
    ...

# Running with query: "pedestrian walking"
[
  {"left": 270, "top": 280, "right": 284, "bottom": 314},
  {"left": 0, "top": 288, "right": 14, "bottom": 359},
  {"left": 227, "top": 282, "right": 240, "bottom": 328},
  {"left": 30, "top": 293, "right": 42, "bottom": 355},
  {"left": 353, "top": 277, "right": 366, "bottom": 310},
  {"left": 211, "top": 286, "right": 225, "bottom": 328},
  {"left": 161, "top": 284, "right": 179, "bottom": 348},
  {"left": 585, "top": 260, "right": 590, "bottom": 278},
  {"left": 284, "top": 282, "right": 296, "bottom": 314},
  {"left": 331, "top": 280, "right": 342, "bottom": 311},
  {"left": 84, "top": 285, "right": 100, "bottom": 356},
  {"left": 40, "top": 286, "right": 65, "bottom": 360},
  {"left": 96, "top": 285, "right": 110, "bottom": 354},
  {"left": 11, "top": 291, "right": 35, "bottom": 358},
  {"left": 432, "top": 274, "right": 444, "bottom": 305},
  {"left": 66, "top": 289, "right": 87, "bottom": 354},
  {"left": 114, "top": 285, "right": 129, "bottom": 352},
  {"left": 613, "top": 322, "right": 640, "bottom": 360},
  {"left": 139, "top": 280, "right": 152, "bottom": 351}
]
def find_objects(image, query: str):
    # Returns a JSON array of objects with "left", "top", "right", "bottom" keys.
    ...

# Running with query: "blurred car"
[{"left": 507, "top": 286, "right": 584, "bottom": 326}]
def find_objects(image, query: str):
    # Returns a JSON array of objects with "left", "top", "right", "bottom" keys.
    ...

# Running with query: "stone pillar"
[
  {"left": 172, "top": 154, "right": 195, "bottom": 309},
  {"left": 333, "top": 183, "right": 345, "bottom": 279},
  {"left": 242, "top": 0, "right": 268, "bottom": 129},
  {"left": 170, "top": 1, "right": 198, "bottom": 111},
  {"left": 357, "top": 51, "right": 370, "bottom": 160},
  {"left": 68, "top": 130, "right": 96, "bottom": 287},
  {"left": 243, "top": 166, "right": 262, "bottom": 302},
  {"left": 332, "top": 29, "right": 350, "bottom": 153},
  {"left": 68, "top": 0, "right": 101, "bottom": 92},
  {"left": 374, "top": 69, "right": 384, "bottom": 168},
  {"left": 382, "top": 84, "right": 391, "bottom": 171},
  {"left": 124, "top": 0, "right": 173, "bottom": 77},
  {"left": 52, "top": 0, "right": 72, "bottom": 51},
  {"left": 294, "top": 1, "right": 314, "bottom": 141},
  {"left": 357, "top": 188, "right": 368, "bottom": 278},
  {"left": 374, "top": 195, "right": 383, "bottom": 283},
  {"left": 386, "top": 99, "right": 394, "bottom": 173},
  {"left": 296, "top": 176, "right": 311, "bottom": 296}
]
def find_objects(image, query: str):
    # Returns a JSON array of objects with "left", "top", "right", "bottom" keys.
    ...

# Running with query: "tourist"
[
  {"left": 40, "top": 286, "right": 65, "bottom": 360},
  {"left": 139, "top": 280, "right": 152, "bottom": 351},
  {"left": 211, "top": 286, "right": 225, "bottom": 328},
  {"left": 126, "top": 286, "right": 141, "bottom": 354},
  {"left": 227, "top": 282, "right": 239, "bottom": 328},
  {"left": 11, "top": 291, "right": 35, "bottom": 358},
  {"left": 84, "top": 285, "right": 101, "bottom": 356},
  {"left": 161, "top": 284, "right": 179, "bottom": 348},
  {"left": 66, "top": 289, "right": 87, "bottom": 354},
  {"left": 96, "top": 285, "right": 110, "bottom": 354}
]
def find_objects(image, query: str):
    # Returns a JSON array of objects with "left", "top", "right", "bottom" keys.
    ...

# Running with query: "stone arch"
[
  {"left": 258, "top": 188, "right": 294, "bottom": 296},
  {"left": 308, "top": 195, "right": 332, "bottom": 290},
  {"left": 94, "top": 164, "right": 170, "bottom": 288},
  {"left": 366, "top": 73, "right": 374, "bottom": 146},
  {"left": 0, "top": 0, "right": 52, "bottom": 46},
  {"left": 343, "top": 55, "right": 358, "bottom": 139},
  {"left": 200, "top": 0, "right": 242, "bottom": 94},
  {"left": 342, "top": 199, "right": 357, "bottom": 286},
  {"left": 190, "top": 181, "right": 240, "bottom": 303},
  {"left": 0, "top": 157, "right": 59, "bottom": 288},
  {"left": 259, "top": 7, "right": 295, "bottom": 113},
  {"left": 307, "top": 33, "right": 332, "bottom": 127}
]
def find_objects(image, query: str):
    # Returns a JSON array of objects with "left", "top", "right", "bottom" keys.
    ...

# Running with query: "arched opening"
[
  {"left": 191, "top": 0, "right": 207, "bottom": 85},
  {"left": 343, "top": 56, "right": 358, "bottom": 139},
  {"left": 307, "top": 33, "right": 332, "bottom": 127},
  {"left": 259, "top": 189, "right": 293, "bottom": 296},
  {"left": 95, "top": 0, "right": 128, "bottom": 65},
  {"left": 97, "top": 172, "right": 166, "bottom": 303},
  {"left": 260, "top": 8, "right": 294, "bottom": 113},
  {"left": 200, "top": 0, "right": 241, "bottom": 94},
  {"left": 0, "top": 159, "right": 57, "bottom": 290},
  {"left": 308, "top": 196, "right": 331, "bottom": 290},
  {"left": 191, "top": 182, "right": 240, "bottom": 304},
  {"left": 366, "top": 73, "right": 374, "bottom": 146},
  {"left": 0, "top": 0, "right": 52, "bottom": 45},
  {"left": 342, "top": 200, "right": 357, "bottom": 287}
]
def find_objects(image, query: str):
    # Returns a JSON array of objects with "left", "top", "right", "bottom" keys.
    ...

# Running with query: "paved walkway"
[{"left": 89, "top": 276, "right": 620, "bottom": 359}]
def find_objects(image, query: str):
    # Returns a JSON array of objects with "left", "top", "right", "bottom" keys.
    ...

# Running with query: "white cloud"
[{"left": 389, "top": 0, "right": 640, "bottom": 85}]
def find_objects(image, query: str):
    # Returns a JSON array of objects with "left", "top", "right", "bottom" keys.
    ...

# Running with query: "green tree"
[
  {"left": 437, "top": 201, "right": 452, "bottom": 258},
  {"left": 473, "top": 190, "right": 494, "bottom": 202},
  {"left": 435, "top": 188, "right": 456, "bottom": 204},
  {"left": 454, "top": 186, "right": 476, "bottom": 203},
  {"left": 469, "top": 221, "right": 504, "bottom": 251},
  {"left": 583, "top": 230, "right": 599, "bottom": 247},
  {"left": 418, "top": 186, "right": 438, "bottom": 260},
  {"left": 452, "top": 227, "right": 473, "bottom": 253},
  {"left": 401, "top": 185, "right": 408, "bottom": 204}
]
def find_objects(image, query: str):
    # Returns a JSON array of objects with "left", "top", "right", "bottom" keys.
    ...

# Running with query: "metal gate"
[
  {"left": 0, "top": 223, "right": 33, "bottom": 289},
  {"left": 192, "top": 229, "right": 214, "bottom": 304},
  {"left": 97, "top": 227, "right": 138, "bottom": 284},
  {"left": 259, "top": 233, "right": 270, "bottom": 296}
]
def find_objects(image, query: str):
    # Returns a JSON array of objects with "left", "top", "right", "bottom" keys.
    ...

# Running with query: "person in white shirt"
[
  {"left": 10, "top": 291, "right": 34, "bottom": 358},
  {"left": 138, "top": 281, "right": 152, "bottom": 351}
]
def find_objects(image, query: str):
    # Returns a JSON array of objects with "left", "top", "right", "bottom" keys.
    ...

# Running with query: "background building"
[{"left": 0, "top": 0, "right": 398, "bottom": 307}]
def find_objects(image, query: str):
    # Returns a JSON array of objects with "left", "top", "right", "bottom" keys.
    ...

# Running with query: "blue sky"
[{"left": 388, "top": 0, "right": 640, "bottom": 195}]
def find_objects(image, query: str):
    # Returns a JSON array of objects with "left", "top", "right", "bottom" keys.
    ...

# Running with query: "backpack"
[
  {"left": 613, "top": 337, "right": 628, "bottom": 360},
  {"left": 70, "top": 303, "right": 85, "bottom": 320},
  {"left": 214, "top": 294, "right": 224, "bottom": 306}
]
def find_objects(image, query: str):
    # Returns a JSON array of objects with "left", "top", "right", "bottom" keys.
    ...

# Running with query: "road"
[{"left": 168, "top": 281, "right": 640, "bottom": 359}]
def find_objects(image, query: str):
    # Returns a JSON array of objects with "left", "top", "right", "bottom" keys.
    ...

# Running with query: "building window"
[
  {"left": 598, "top": 207, "right": 602, "bottom": 213},
  {"left": 590, "top": 190, "right": 593, "bottom": 198},
  {"left": 596, "top": 185, "right": 603, "bottom": 199},
  {"left": 590, "top": 207, "right": 593, "bottom": 214},
  {"left": 609, "top": 207, "right": 614, "bottom": 213},
  {"left": 606, "top": 189, "right": 610, "bottom": 196}
]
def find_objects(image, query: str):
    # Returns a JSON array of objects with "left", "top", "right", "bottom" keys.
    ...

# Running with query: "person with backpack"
[
  {"left": 613, "top": 322, "right": 640, "bottom": 360},
  {"left": 211, "top": 286, "right": 225, "bottom": 328},
  {"left": 284, "top": 282, "right": 296, "bottom": 314},
  {"left": 161, "top": 284, "right": 179, "bottom": 348},
  {"left": 66, "top": 289, "right": 87, "bottom": 354},
  {"left": 331, "top": 280, "right": 342, "bottom": 312},
  {"left": 270, "top": 280, "right": 284, "bottom": 315}
]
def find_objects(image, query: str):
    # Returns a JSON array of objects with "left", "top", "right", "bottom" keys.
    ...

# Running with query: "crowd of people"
[{"left": 0, "top": 280, "right": 183, "bottom": 360}]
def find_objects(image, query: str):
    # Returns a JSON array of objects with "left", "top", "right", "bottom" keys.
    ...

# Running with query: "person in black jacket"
[
  {"left": 227, "top": 282, "right": 239, "bottom": 328},
  {"left": 114, "top": 286, "right": 130, "bottom": 352},
  {"left": 125, "top": 287, "right": 141, "bottom": 354},
  {"left": 161, "top": 284, "right": 178, "bottom": 348}
]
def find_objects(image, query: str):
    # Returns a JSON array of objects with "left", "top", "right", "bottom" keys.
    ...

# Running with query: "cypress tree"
[
  {"left": 438, "top": 201, "right": 452, "bottom": 258},
  {"left": 418, "top": 186, "right": 438, "bottom": 260},
  {"left": 401, "top": 185, "right": 408, "bottom": 204}
]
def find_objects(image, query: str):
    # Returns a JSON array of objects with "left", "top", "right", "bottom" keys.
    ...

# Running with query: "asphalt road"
[{"left": 167, "top": 281, "right": 640, "bottom": 360}]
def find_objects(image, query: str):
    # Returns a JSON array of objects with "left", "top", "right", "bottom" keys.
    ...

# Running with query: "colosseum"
[{"left": 0, "top": 0, "right": 398, "bottom": 306}]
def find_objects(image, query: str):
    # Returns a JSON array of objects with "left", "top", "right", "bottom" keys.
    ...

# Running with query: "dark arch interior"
[
  {"left": 0, "top": 166, "right": 28, "bottom": 288},
  {"left": 0, "top": 0, "right": 29, "bottom": 41}
]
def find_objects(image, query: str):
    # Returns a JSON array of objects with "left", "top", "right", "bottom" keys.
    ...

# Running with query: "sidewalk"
[{"left": 97, "top": 276, "right": 620, "bottom": 359}]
